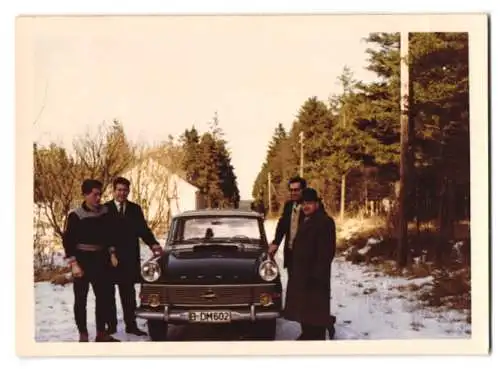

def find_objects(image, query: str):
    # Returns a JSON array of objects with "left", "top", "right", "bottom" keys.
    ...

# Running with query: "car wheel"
[
  {"left": 147, "top": 320, "right": 168, "bottom": 341},
  {"left": 250, "top": 319, "right": 277, "bottom": 340}
]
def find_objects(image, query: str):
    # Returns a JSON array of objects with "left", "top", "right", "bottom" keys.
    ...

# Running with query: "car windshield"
[{"left": 175, "top": 216, "right": 262, "bottom": 244}]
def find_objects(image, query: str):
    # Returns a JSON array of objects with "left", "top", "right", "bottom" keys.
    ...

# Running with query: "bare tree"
[
  {"left": 126, "top": 141, "right": 184, "bottom": 236},
  {"left": 34, "top": 119, "right": 137, "bottom": 241},
  {"left": 72, "top": 119, "right": 136, "bottom": 190},
  {"left": 34, "top": 143, "right": 81, "bottom": 239}
]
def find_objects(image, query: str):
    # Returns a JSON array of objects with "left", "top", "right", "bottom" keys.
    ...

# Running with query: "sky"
[{"left": 31, "top": 15, "right": 379, "bottom": 200}]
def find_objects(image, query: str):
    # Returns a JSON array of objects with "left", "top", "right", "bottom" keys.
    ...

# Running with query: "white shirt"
[{"left": 115, "top": 200, "right": 127, "bottom": 214}]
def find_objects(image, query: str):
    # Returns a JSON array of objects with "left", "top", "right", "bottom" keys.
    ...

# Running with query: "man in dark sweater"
[
  {"left": 62, "top": 179, "right": 120, "bottom": 342},
  {"left": 105, "top": 177, "right": 163, "bottom": 336}
]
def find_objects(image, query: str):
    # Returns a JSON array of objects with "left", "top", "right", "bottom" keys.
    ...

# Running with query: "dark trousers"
[
  {"left": 108, "top": 281, "right": 138, "bottom": 330},
  {"left": 299, "top": 324, "right": 326, "bottom": 340},
  {"left": 73, "top": 251, "right": 111, "bottom": 334},
  {"left": 285, "top": 248, "right": 294, "bottom": 276}
]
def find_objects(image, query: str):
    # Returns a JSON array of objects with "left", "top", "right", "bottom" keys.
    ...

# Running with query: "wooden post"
[
  {"left": 340, "top": 175, "right": 346, "bottom": 223},
  {"left": 340, "top": 111, "right": 347, "bottom": 223}
]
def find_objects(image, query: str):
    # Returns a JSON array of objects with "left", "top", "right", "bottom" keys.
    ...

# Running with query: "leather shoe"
[
  {"left": 95, "top": 333, "right": 120, "bottom": 342},
  {"left": 126, "top": 326, "right": 148, "bottom": 336},
  {"left": 327, "top": 326, "right": 335, "bottom": 339},
  {"left": 106, "top": 326, "right": 117, "bottom": 335}
]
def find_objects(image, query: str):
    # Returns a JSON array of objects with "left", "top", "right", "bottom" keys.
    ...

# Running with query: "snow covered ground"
[{"left": 34, "top": 218, "right": 471, "bottom": 342}]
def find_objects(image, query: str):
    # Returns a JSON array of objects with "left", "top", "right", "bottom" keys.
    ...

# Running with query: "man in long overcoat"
[
  {"left": 105, "top": 176, "right": 163, "bottom": 336},
  {"left": 283, "top": 187, "right": 336, "bottom": 340}
]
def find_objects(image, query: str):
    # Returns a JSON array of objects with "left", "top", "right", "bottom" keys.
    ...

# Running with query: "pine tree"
[
  {"left": 252, "top": 123, "right": 290, "bottom": 213},
  {"left": 180, "top": 126, "right": 202, "bottom": 187},
  {"left": 182, "top": 113, "right": 240, "bottom": 209},
  {"left": 251, "top": 31, "right": 470, "bottom": 248},
  {"left": 209, "top": 112, "right": 240, "bottom": 208},
  {"left": 197, "top": 132, "right": 224, "bottom": 207},
  {"left": 409, "top": 32, "right": 470, "bottom": 263}
]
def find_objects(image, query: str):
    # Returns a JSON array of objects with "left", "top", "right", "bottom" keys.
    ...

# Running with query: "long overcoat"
[{"left": 283, "top": 209, "right": 336, "bottom": 327}]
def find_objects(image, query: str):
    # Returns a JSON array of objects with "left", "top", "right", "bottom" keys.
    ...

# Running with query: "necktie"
[
  {"left": 119, "top": 202, "right": 124, "bottom": 216},
  {"left": 289, "top": 203, "right": 300, "bottom": 249}
]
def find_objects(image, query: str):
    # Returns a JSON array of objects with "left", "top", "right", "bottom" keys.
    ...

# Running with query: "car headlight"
[
  {"left": 258, "top": 259, "right": 279, "bottom": 282},
  {"left": 141, "top": 259, "right": 161, "bottom": 282}
]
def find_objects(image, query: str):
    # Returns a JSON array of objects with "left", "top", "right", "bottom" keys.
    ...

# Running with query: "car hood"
[{"left": 161, "top": 243, "right": 267, "bottom": 284}]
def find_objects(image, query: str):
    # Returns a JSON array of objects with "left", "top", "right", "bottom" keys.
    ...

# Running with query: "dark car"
[{"left": 135, "top": 209, "right": 283, "bottom": 341}]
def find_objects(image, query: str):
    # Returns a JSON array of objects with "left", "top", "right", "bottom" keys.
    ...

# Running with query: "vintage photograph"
[{"left": 17, "top": 13, "right": 489, "bottom": 354}]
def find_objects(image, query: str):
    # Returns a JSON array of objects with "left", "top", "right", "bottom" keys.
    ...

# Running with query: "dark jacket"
[
  {"left": 283, "top": 208, "right": 336, "bottom": 327},
  {"left": 62, "top": 202, "right": 117, "bottom": 260},
  {"left": 271, "top": 200, "right": 305, "bottom": 268},
  {"left": 105, "top": 200, "right": 160, "bottom": 283}
]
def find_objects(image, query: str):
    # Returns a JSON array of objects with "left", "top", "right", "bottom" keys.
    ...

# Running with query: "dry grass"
[
  {"left": 407, "top": 220, "right": 470, "bottom": 239},
  {"left": 373, "top": 259, "right": 470, "bottom": 317},
  {"left": 422, "top": 267, "right": 471, "bottom": 310},
  {"left": 393, "top": 282, "right": 430, "bottom": 293},
  {"left": 34, "top": 266, "right": 70, "bottom": 283},
  {"left": 369, "top": 260, "right": 400, "bottom": 277},
  {"left": 339, "top": 215, "right": 470, "bottom": 268},
  {"left": 337, "top": 215, "right": 471, "bottom": 319},
  {"left": 336, "top": 215, "right": 387, "bottom": 251},
  {"left": 407, "top": 263, "right": 435, "bottom": 279}
]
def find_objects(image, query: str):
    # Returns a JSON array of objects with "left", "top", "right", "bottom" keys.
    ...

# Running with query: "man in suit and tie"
[
  {"left": 268, "top": 175, "right": 307, "bottom": 276},
  {"left": 105, "top": 177, "right": 163, "bottom": 336}
]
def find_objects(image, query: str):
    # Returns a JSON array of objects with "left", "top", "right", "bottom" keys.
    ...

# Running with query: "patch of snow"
[
  {"left": 406, "top": 276, "right": 434, "bottom": 286},
  {"left": 451, "top": 241, "right": 465, "bottom": 262},
  {"left": 342, "top": 246, "right": 356, "bottom": 257},
  {"left": 354, "top": 237, "right": 382, "bottom": 256},
  {"left": 33, "top": 219, "right": 470, "bottom": 342},
  {"left": 357, "top": 245, "right": 372, "bottom": 256},
  {"left": 264, "top": 220, "right": 469, "bottom": 340},
  {"left": 367, "top": 237, "right": 382, "bottom": 245}
]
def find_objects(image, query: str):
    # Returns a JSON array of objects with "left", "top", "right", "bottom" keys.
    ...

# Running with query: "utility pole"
[
  {"left": 299, "top": 131, "right": 304, "bottom": 177},
  {"left": 340, "top": 110, "right": 347, "bottom": 223},
  {"left": 268, "top": 172, "right": 272, "bottom": 214},
  {"left": 398, "top": 31, "right": 410, "bottom": 269}
]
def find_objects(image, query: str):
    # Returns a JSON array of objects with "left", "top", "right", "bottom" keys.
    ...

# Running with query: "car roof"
[{"left": 172, "top": 209, "right": 263, "bottom": 219}]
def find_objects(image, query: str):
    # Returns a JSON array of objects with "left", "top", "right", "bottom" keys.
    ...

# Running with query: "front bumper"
[{"left": 136, "top": 305, "right": 280, "bottom": 323}]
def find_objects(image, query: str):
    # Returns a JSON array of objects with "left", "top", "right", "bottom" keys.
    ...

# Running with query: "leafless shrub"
[{"left": 72, "top": 119, "right": 136, "bottom": 190}]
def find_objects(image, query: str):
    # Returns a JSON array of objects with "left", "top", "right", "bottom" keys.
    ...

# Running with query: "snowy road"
[{"left": 34, "top": 219, "right": 471, "bottom": 342}]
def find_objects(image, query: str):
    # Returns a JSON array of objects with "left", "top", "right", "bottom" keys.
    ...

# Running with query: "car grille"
[
  {"left": 140, "top": 284, "right": 276, "bottom": 306},
  {"left": 141, "top": 284, "right": 170, "bottom": 305}
]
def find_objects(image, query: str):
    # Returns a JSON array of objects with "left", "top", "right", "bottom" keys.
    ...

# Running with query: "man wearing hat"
[{"left": 283, "top": 187, "right": 336, "bottom": 340}]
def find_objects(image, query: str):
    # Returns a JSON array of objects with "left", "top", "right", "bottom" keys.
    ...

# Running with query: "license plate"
[{"left": 188, "top": 311, "right": 231, "bottom": 323}]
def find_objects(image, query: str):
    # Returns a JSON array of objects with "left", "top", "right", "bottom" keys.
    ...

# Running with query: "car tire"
[
  {"left": 250, "top": 319, "right": 277, "bottom": 340},
  {"left": 147, "top": 320, "right": 168, "bottom": 341}
]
